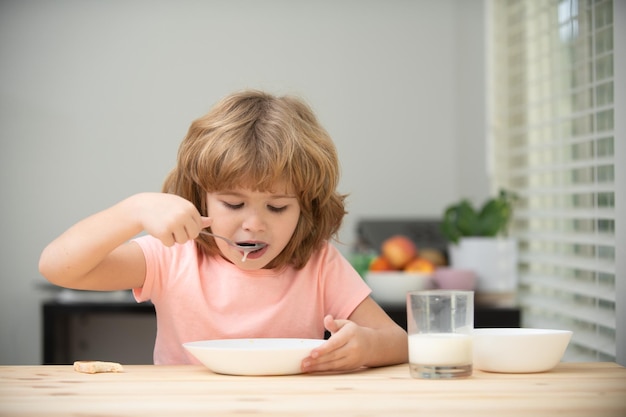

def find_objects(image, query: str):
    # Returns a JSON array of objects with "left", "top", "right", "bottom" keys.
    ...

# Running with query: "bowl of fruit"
[{"left": 363, "top": 235, "right": 443, "bottom": 306}]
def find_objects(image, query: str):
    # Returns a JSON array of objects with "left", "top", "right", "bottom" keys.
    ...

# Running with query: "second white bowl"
[{"left": 472, "top": 328, "right": 572, "bottom": 373}]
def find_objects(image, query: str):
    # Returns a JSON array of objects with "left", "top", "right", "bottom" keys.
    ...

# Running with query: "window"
[{"left": 489, "top": 0, "right": 618, "bottom": 361}]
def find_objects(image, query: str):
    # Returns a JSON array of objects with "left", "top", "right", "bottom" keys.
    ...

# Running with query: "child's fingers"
[
  {"left": 323, "top": 315, "right": 338, "bottom": 333},
  {"left": 200, "top": 216, "right": 213, "bottom": 229}
]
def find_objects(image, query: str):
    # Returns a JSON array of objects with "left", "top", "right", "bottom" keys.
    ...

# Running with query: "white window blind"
[{"left": 489, "top": 0, "right": 617, "bottom": 361}]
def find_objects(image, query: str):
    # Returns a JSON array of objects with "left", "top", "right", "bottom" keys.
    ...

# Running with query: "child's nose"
[{"left": 241, "top": 211, "right": 266, "bottom": 232}]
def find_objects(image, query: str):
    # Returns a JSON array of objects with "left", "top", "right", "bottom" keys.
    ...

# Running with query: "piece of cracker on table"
[{"left": 73, "top": 360, "right": 124, "bottom": 374}]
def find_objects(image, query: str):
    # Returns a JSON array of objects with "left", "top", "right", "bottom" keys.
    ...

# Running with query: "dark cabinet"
[
  {"left": 42, "top": 301, "right": 156, "bottom": 365},
  {"left": 42, "top": 300, "right": 520, "bottom": 365},
  {"left": 380, "top": 303, "right": 520, "bottom": 330}
]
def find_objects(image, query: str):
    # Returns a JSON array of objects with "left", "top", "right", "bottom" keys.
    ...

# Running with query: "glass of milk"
[{"left": 407, "top": 290, "right": 474, "bottom": 378}]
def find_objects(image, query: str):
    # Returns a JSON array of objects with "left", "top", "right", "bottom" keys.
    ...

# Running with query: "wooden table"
[{"left": 1, "top": 362, "right": 625, "bottom": 416}]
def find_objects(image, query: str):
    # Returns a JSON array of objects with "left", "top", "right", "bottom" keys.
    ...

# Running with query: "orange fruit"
[
  {"left": 404, "top": 258, "right": 435, "bottom": 273},
  {"left": 369, "top": 255, "right": 395, "bottom": 271}
]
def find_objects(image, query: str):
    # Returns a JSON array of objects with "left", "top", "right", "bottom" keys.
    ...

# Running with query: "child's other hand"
[
  {"left": 132, "top": 192, "right": 212, "bottom": 247},
  {"left": 300, "top": 315, "right": 370, "bottom": 373}
]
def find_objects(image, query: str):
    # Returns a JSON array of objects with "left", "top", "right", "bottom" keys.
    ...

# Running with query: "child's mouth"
[{"left": 238, "top": 243, "right": 267, "bottom": 262}]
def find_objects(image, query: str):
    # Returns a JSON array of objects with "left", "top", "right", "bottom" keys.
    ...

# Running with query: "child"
[{"left": 39, "top": 90, "right": 408, "bottom": 372}]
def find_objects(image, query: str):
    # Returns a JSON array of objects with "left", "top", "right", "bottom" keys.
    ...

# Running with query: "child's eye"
[
  {"left": 268, "top": 205, "right": 287, "bottom": 213},
  {"left": 223, "top": 202, "right": 244, "bottom": 210}
]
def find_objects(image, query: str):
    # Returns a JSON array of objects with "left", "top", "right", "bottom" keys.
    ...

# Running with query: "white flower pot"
[{"left": 448, "top": 237, "right": 518, "bottom": 294}]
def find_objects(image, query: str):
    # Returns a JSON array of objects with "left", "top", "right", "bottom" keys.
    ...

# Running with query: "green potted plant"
[
  {"left": 440, "top": 190, "right": 519, "bottom": 297},
  {"left": 441, "top": 189, "right": 516, "bottom": 244}
]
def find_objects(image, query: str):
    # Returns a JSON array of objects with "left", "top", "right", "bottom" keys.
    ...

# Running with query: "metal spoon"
[{"left": 199, "top": 231, "right": 267, "bottom": 252}]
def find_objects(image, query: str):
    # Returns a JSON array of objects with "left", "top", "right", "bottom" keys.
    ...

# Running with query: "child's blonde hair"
[{"left": 163, "top": 90, "right": 347, "bottom": 269}]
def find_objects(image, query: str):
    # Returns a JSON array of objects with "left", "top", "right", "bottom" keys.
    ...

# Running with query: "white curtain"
[{"left": 489, "top": 0, "right": 622, "bottom": 361}]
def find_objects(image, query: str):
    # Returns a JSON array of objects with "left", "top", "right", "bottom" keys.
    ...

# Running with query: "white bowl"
[
  {"left": 364, "top": 271, "right": 434, "bottom": 306},
  {"left": 183, "top": 338, "right": 325, "bottom": 376},
  {"left": 472, "top": 328, "right": 572, "bottom": 373}
]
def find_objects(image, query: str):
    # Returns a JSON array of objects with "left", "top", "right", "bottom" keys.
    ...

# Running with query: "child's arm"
[
  {"left": 39, "top": 192, "right": 210, "bottom": 291},
  {"left": 301, "top": 297, "right": 408, "bottom": 372}
]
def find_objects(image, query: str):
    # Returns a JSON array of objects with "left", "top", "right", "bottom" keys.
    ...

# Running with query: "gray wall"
[{"left": 0, "top": 0, "right": 487, "bottom": 364}]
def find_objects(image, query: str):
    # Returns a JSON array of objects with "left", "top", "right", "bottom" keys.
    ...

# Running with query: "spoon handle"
[{"left": 199, "top": 230, "right": 234, "bottom": 245}]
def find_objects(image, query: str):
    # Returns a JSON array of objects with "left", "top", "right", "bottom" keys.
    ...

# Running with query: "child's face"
[{"left": 205, "top": 180, "right": 301, "bottom": 270}]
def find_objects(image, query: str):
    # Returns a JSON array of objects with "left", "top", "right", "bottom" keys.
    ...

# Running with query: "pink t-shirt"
[{"left": 132, "top": 236, "right": 371, "bottom": 365}]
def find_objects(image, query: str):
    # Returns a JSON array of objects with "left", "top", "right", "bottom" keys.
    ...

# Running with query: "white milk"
[{"left": 408, "top": 333, "right": 473, "bottom": 366}]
